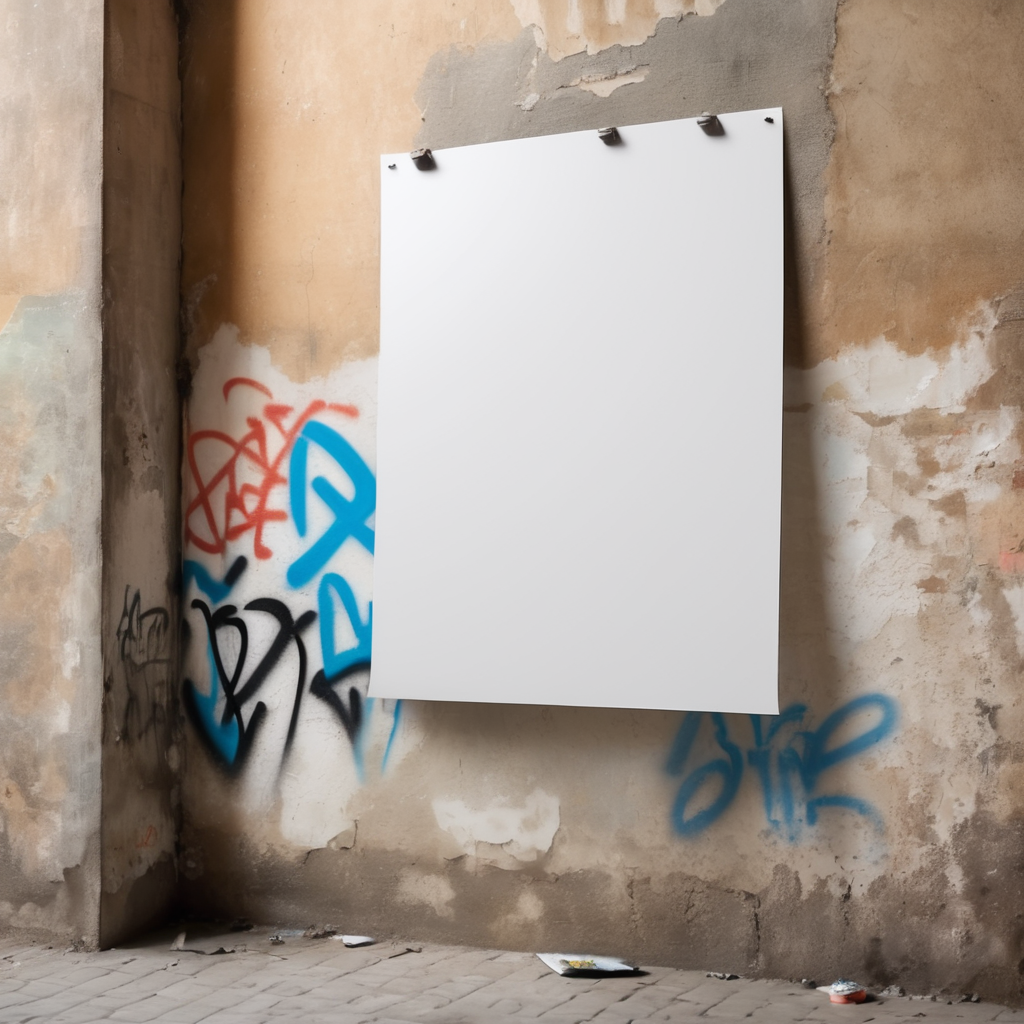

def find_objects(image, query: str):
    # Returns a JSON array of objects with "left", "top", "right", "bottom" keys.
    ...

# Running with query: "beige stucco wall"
[
  {"left": 176, "top": 0, "right": 1024, "bottom": 1002},
  {"left": 0, "top": 0, "right": 105, "bottom": 945}
]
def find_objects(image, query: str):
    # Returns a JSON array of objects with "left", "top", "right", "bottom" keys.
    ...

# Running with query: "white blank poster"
[{"left": 371, "top": 107, "right": 782, "bottom": 713}]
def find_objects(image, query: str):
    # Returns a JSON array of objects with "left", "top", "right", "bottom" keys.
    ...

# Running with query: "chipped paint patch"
[
  {"left": 571, "top": 65, "right": 649, "bottom": 96},
  {"left": 432, "top": 789, "right": 560, "bottom": 868},
  {"left": 805, "top": 311, "right": 998, "bottom": 418},
  {"left": 1000, "top": 584, "right": 1024, "bottom": 658},
  {"left": 510, "top": 0, "right": 727, "bottom": 61}
]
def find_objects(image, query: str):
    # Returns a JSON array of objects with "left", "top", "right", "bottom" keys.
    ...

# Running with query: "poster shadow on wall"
[{"left": 399, "top": 144, "right": 850, "bottom": 865}]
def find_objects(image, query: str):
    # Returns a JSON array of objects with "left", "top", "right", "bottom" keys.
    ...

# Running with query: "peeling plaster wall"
[
  {"left": 178, "top": 0, "right": 1024, "bottom": 1003},
  {"left": 99, "top": 0, "right": 182, "bottom": 946},
  {"left": 0, "top": 0, "right": 105, "bottom": 945}
]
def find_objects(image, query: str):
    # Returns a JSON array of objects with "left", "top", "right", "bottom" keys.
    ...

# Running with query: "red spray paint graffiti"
[{"left": 185, "top": 378, "right": 358, "bottom": 560}]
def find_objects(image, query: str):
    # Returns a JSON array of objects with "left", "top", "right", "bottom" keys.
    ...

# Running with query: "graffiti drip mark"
[
  {"left": 287, "top": 421, "right": 376, "bottom": 588},
  {"left": 666, "top": 694, "right": 899, "bottom": 840},
  {"left": 183, "top": 596, "right": 317, "bottom": 771},
  {"left": 241, "top": 599, "right": 318, "bottom": 759},
  {"left": 306, "top": 573, "right": 374, "bottom": 775},
  {"left": 186, "top": 394, "right": 360, "bottom": 562},
  {"left": 309, "top": 582, "right": 370, "bottom": 743},
  {"left": 382, "top": 698, "right": 403, "bottom": 771}
]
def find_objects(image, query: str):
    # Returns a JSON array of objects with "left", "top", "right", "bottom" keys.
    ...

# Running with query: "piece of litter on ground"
[
  {"left": 821, "top": 979, "right": 867, "bottom": 1004},
  {"left": 330, "top": 935, "right": 374, "bottom": 947},
  {"left": 880, "top": 986, "right": 905, "bottom": 997},
  {"left": 707, "top": 971, "right": 740, "bottom": 981},
  {"left": 303, "top": 925, "right": 337, "bottom": 939},
  {"left": 170, "top": 932, "right": 186, "bottom": 952},
  {"left": 269, "top": 935, "right": 285, "bottom": 945},
  {"left": 537, "top": 953, "right": 637, "bottom": 976},
  {"left": 801, "top": 979, "right": 818, "bottom": 989},
  {"left": 387, "top": 946, "right": 422, "bottom": 959}
]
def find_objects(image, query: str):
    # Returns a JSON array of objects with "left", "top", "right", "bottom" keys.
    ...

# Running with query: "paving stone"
[
  {"left": 0, "top": 990, "right": 34, "bottom": 1011},
  {"left": 109, "top": 994, "right": 193, "bottom": 1022},
  {"left": 1, "top": 933, "right": 1024, "bottom": 1024},
  {"left": 345, "top": 990, "right": 417, "bottom": 1012},
  {"left": 148, "top": 1001, "right": 238, "bottom": 1024}
]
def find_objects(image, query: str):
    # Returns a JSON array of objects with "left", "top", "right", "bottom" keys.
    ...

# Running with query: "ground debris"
[
  {"left": 169, "top": 931, "right": 235, "bottom": 956},
  {"left": 388, "top": 946, "right": 423, "bottom": 959},
  {"left": 707, "top": 971, "right": 740, "bottom": 981},
  {"left": 538, "top": 953, "right": 639, "bottom": 976},
  {"left": 818, "top": 979, "right": 866, "bottom": 1004},
  {"left": 331, "top": 935, "right": 375, "bottom": 947}
]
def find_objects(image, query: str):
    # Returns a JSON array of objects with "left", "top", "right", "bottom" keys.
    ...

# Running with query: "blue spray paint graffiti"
[
  {"left": 666, "top": 694, "right": 899, "bottom": 840},
  {"left": 287, "top": 421, "right": 376, "bottom": 588},
  {"left": 182, "top": 392, "right": 399, "bottom": 781}
]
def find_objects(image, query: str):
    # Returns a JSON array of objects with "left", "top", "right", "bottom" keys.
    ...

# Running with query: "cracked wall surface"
[
  {"left": 177, "top": 0, "right": 1024, "bottom": 1002},
  {"left": 0, "top": 0, "right": 105, "bottom": 946}
]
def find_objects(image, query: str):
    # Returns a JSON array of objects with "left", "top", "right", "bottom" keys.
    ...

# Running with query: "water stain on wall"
[{"left": 818, "top": 0, "right": 1024, "bottom": 359}]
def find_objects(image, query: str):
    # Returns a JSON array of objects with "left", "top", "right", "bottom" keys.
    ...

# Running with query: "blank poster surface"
[{"left": 371, "top": 108, "right": 782, "bottom": 713}]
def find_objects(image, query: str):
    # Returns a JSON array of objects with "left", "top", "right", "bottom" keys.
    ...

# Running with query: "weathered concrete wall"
[
  {"left": 99, "top": 0, "right": 182, "bottom": 946},
  {"left": 177, "top": 0, "right": 1024, "bottom": 1004},
  {"left": 0, "top": 0, "right": 105, "bottom": 945}
]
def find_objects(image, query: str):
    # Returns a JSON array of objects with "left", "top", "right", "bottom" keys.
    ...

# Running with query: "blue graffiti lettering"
[
  {"left": 287, "top": 421, "right": 376, "bottom": 589},
  {"left": 666, "top": 694, "right": 899, "bottom": 841}
]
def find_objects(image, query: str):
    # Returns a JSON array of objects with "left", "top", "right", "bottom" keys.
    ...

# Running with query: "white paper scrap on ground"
[
  {"left": 374, "top": 107, "right": 783, "bottom": 714},
  {"left": 537, "top": 953, "right": 637, "bottom": 975},
  {"left": 334, "top": 935, "right": 374, "bottom": 947}
]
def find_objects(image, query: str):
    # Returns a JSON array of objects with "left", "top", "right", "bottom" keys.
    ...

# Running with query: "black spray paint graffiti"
[
  {"left": 181, "top": 557, "right": 373, "bottom": 775},
  {"left": 115, "top": 586, "right": 171, "bottom": 742}
]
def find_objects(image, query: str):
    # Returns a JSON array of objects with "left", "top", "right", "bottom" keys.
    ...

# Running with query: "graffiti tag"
[{"left": 665, "top": 695, "right": 899, "bottom": 841}]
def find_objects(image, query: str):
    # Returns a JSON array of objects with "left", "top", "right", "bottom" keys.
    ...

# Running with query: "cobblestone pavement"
[{"left": 0, "top": 925, "right": 1021, "bottom": 1024}]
